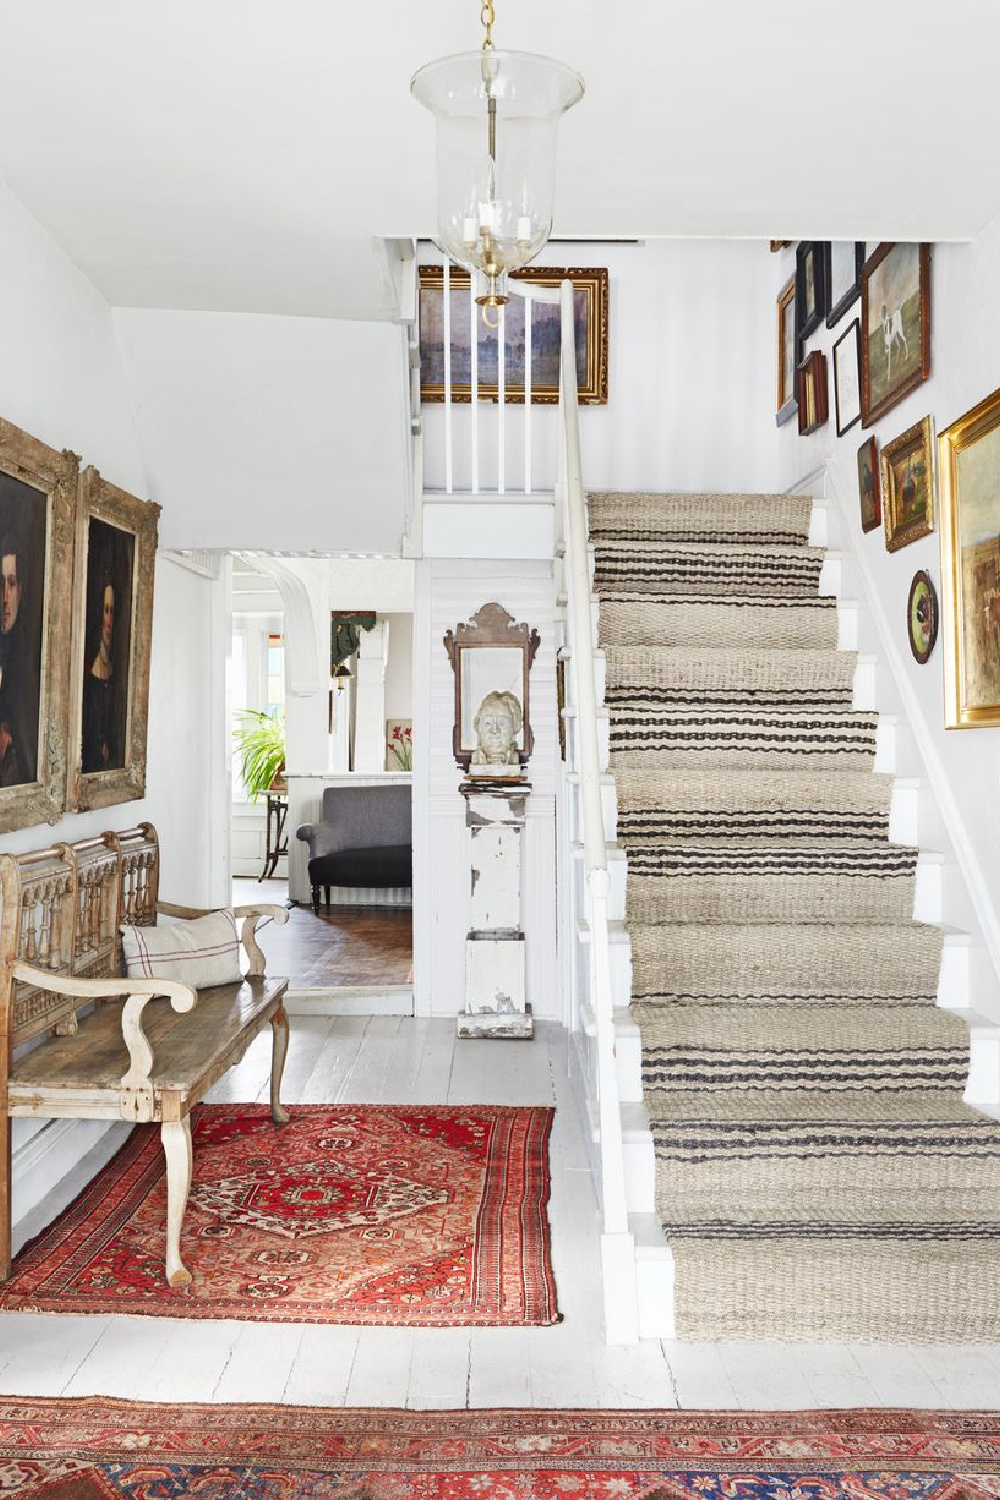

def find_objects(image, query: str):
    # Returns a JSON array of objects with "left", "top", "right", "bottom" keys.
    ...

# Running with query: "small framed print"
[
  {"left": 796, "top": 242, "right": 828, "bottom": 345},
  {"left": 825, "top": 242, "right": 865, "bottom": 328},
  {"left": 857, "top": 436, "right": 882, "bottom": 534},
  {"left": 833, "top": 320, "right": 862, "bottom": 436},
  {"left": 881, "top": 416, "right": 935, "bottom": 553},
  {"left": 796, "top": 350, "right": 829, "bottom": 436},
  {"left": 776, "top": 275, "right": 797, "bottom": 425},
  {"left": 861, "top": 242, "right": 931, "bottom": 426},
  {"left": 907, "top": 569, "right": 939, "bottom": 664}
]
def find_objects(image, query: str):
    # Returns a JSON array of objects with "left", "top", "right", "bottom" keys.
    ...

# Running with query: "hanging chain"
[{"left": 481, "top": 0, "right": 495, "bottom": 50}]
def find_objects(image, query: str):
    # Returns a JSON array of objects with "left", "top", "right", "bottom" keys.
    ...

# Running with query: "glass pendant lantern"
[{"left": 411, "top": 2, "right": 583, "bottom": 325}]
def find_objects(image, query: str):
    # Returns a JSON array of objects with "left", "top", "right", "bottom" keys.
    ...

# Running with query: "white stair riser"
[
  {"left": 837, "top": 601, "right": 859, "bottom": 652},
  {"left": 853, "top": 655, "right": 877, "bottom": 710},
  {"left": 819, "top": 553, "right": 843, "bottom": 597},
  {"left": 808, "top": 503, "right": 829, "bottom": 549},
  {"left": 939, "top": 937, "right": 971, "bottom": 1008},
  {"left": 874, "top": 716, "right": 898, "bottom": 774}
]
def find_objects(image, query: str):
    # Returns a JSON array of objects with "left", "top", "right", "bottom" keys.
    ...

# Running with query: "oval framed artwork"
[{"left": 907, "top": 569, "right": 939, "bottom": 664}]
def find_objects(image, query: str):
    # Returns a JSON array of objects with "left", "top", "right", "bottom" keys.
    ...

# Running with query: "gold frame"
[
  {"left": 0, "top": 417, "right": 77, "bottom": 833},
  {"left": 938, "top": 387, "right": 1000, "bottom": 728},
  {"left": 880, "top": 416, "right": 935, "bottom": 553},
  {"left": 418, "top": 265, "right": 609, "bottom": 405},
  {"left": 776, "top": 275, "right": 797, "bottom": 415},
  {"left": 67, "top": 467, "right": 161, "bottom": 811}
]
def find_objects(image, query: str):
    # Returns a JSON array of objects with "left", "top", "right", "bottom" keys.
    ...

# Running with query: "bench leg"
[
  {"left": 161, "top": 1117, "right": 193, "bottom": 1288},
  {"left": 271, "top": 1002, "right": 291, "bottom": 1126}
]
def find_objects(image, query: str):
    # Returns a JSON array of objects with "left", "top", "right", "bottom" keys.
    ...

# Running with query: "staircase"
[{"left": 573, "top": 489, "right": 1000, "bottom": 1342}]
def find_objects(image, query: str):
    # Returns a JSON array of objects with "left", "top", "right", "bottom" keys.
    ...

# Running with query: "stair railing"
[{"left": 509, "top": 275, "right": 637, "bottom": 1342}]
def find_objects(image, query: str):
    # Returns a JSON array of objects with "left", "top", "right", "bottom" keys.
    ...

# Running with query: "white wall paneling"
[{"left": 412, "top": 558, "right": 559, "bottom": 1020}]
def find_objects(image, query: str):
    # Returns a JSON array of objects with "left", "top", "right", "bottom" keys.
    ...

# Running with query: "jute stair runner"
[{"left": 591, "top": 490, "right": 1000, "bottom": 1341}]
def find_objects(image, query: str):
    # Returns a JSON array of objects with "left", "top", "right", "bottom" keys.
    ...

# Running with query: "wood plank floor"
[
  {"left": 232, "top": 879, "right": 412, "bottom": 989},
  {"left": 3, "top": 1019, "right": 1000, "bottom": 1409}
]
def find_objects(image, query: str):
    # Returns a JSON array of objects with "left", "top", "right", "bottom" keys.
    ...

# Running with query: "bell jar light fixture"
[{"left": 411, "top": 0, "right": 584, "bottom": 326}]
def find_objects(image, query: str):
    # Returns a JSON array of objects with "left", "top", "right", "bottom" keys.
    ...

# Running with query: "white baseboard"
[
  {"left": 12, "top": 1118, "right": 131, "bottom": 1246},
  {"left": 284, "top": 985, "right": 415, "bottom": 1016}
]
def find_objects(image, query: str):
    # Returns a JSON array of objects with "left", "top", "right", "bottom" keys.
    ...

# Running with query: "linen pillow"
[{"left": 121, "top": 908, "right": 242, "bottom": 990}]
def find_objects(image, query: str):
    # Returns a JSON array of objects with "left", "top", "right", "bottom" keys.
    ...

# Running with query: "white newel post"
[
  {"left": 458, "top": 778, "right": 533, "bottom": 1039},
  {"left": 353, "top": 620, "right": 389, "bottom": 771}
]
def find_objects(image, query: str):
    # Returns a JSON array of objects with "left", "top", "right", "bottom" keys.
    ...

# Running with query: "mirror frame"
[{"left": 443, "top": 602, "right": 540, "bottom": 772}]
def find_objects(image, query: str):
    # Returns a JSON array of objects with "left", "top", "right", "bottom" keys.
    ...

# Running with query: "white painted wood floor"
[{"left": 3, "top": 1017, "right": 1000, "bottom": 1411}]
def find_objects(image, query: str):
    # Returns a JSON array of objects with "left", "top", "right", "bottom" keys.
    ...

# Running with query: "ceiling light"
[{"left": 411, "top": 1, "right": 584, "bottom": 326}]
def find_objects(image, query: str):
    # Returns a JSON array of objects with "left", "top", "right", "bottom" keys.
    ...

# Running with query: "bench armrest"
[
  {"left": 156, "top": 900, "right": 288, "bottom": 977},
  {"left": 12, "top": 961, "right": 198, "bottom": 1098}
]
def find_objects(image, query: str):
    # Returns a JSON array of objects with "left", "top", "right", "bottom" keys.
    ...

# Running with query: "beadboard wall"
[{"left": 412, "top": 558, "right": 560, "bottom": 1019}]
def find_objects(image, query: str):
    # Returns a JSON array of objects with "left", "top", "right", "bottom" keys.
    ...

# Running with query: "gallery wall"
[
  {"left": 419, "top": 238, "right": 779, "bottom": 497},
  {"left": 776, "top": 216, "right": 1000, "bottom": 1003}
]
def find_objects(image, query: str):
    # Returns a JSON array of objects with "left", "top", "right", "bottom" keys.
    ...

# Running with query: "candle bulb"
[
  {"left": 462, "top": 216, "right": 477, "bottom": 244},
  {"left": 516, "top": 215, "right": 532, "bottom": 243}
]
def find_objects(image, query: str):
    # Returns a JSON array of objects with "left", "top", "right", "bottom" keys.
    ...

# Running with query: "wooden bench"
[{"left": 0, "top": 822, "right": 290, "bottom": 1288}]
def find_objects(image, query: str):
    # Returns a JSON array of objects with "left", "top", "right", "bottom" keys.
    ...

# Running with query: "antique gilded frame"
[
  {"left": 861, "top": 242, "right": 931, "bottom": 426},
  {"left": 776, "top": 275, "right": 797, "bottom": 425},
  {"left": 881, "top": 416, "right": 935, "bottom": 554},
  {"left": 443, "top": 602, "right": 540, "bottom": 772},
  {"left": 939, "top": 387, "right": 1000, "bottom": 727},
  {"left": 0, "top": 418, "right": 77, "bottom": 833},
  {"left": 419, "top": 265, "right": 609, "bottom": 405},
  {"left": 68, "top": 467, "right": 160, "bottom": 811}
]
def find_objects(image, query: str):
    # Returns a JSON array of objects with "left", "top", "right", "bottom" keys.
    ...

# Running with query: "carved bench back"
[{"left": 0, "top": 822, "right": 159, "bottom": 1056}]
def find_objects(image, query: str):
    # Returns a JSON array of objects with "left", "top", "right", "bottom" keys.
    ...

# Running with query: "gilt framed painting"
[
  {"left": 938, "top": 387, "right": 1000, "bottom": 727},
  {"left": 881, "top": 417, "right": 935, "bottom": 553},
  {"left": 797, "top": 350, "right": 828, "bottom": 436},
  {"left": 68, "top": 468, "right": 160, "bottom": 811},
  {"left": 0, "top": 417, "right": 76, "bottom": 833},
  {"left": 419, "top": 265, "right": 609, "bottom": 405},
  {"left": 861, "top": 243, "right": 931, "bottom": 426},
  {"left": 776, "top": 275, "right": 797, "bottom": 425}
]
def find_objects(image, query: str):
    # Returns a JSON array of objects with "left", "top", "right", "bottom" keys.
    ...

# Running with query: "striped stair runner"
[{"left": 591, "top": 490, "right": 1000, "bottom": 1342}]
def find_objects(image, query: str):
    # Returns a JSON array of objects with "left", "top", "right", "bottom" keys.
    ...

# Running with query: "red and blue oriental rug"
[
  {"left": 1, "top": 1403, "right": 998, "bottom": 1499},
  {"left": 0, "top": 1104, "right": 558, "bottom": 1326}
]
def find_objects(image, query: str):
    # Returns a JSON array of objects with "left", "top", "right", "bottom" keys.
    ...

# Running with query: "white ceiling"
[{"left": 1, "top": 0, "right": 998, "bottom": 319}]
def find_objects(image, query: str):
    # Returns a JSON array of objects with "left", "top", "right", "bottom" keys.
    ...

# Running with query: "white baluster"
[
  {"left": 470, "top": 279, "right": 479, "bottom": 493},
  {"left": 524, "top": 293, "right": 532, "bottom": 495},
  {"left": 443, "top": 259, "right": 453, "bottom": 495},
  {"left": 497, "top": 301, "right": 505, "bottom": 495}
]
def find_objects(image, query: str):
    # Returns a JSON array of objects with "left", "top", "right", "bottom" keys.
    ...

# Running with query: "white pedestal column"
[{"left": 458, "top": 778, "right": 532, "bottom": 1039}]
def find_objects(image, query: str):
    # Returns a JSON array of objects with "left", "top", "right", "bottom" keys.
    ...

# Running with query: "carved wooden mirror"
[{"left": 443, "top": 602, "right": 540, "bottom": 772}]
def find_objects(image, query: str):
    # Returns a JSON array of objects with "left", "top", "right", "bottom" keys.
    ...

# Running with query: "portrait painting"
[
  {"left": 776, "top": 275, "right": 797, "bottom": 423},
  {"left": 80, "top": 516, "right": 135, "bottom": 775},
  {"left": 69, "top": 467, "right": 160, "bottom": 811},
  {"left": 0, "top": 470, "right": 47, "bottom": 788},
  {"left": 857, "top": 436, "right": 881, "bottom": 534},
  {"left": 418, "top": 265, "right": 609, "bottom": 405},
  {"left": 0, "top": 417, "right": 76, "bottom": 833},
  {"left": 795, "top": 242, "right": 827, "bottom": 344},
  {"left": 939, "top": 387, "right": 1000, "bottom": 727},
  {"left": 881, "top": 417, "right": 935, "bottom": 553},
  {"left": 861, "top": 243, "right": 931, "bottom": 425}
]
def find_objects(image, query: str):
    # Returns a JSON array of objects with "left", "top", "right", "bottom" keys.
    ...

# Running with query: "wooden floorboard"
[
  {"left": 232, "top": 879, "right": 412, "bottom": 989},
  {"left": 3, "top": 1019, "right": 1000, "bottom": 1409}
]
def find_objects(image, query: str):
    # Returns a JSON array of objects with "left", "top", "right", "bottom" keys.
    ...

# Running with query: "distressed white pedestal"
[{"left": 458, "top": 778, "right": 533, "bottom": 1039}]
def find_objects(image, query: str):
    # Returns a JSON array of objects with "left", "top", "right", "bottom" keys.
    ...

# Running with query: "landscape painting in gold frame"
[
  {"left": 938, "top": 387, "right": 1000, "bottom": 727},
  {"left": 880, "top": 416, "right": 935, "bottom": 553}
]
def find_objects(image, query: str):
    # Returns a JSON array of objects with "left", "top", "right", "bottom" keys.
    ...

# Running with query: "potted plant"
[{"left": 233, "top": 708, "right": 286, "bottom": 799}]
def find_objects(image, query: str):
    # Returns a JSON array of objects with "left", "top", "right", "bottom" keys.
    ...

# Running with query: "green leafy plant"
[{"left": 233, "top": 708, "right": 286, "bottom": 800}]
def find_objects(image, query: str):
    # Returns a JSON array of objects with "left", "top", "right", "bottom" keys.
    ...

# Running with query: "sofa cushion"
[
  {"left": 122, "top": 908, "right": 242, "bottom": 989},
  {"left": 309, "top": 845, "right": 412, "bottom": 889}
]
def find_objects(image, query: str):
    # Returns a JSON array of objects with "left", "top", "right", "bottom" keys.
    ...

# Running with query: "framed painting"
[
  {"left": 861, "top": 242, "right": 931, "bottom": 426},
  {"left": 938, "top": 386, "right": 1000, "bottom": 727},
  {"left": 797, "top": 350, "right": 829, "bottom": 436},
  {"left": 857, "top": 435, "right": 882, "bottom": 534},
  {"left": 68, "top": 467, "right": 160, "bottom": 811},
  {"left": 795, "top": 242, "right": 828, "bottom": 345},
  {"left": 776, "top": 275, "right": 797, "bottom": 425},
  {"left": 907, "top": 569, "right": 939, "bottom": 665},
  {"left": 0, "top": 418, "right": 77, "bottom": 832},
  {"left": 385, "top": 719, "right": 412, "bottom": 771},
  {"left": 833, "top": 319, "right": 862, "bottom": 437},
  {"left": 419, "top": 265, "right": 609, "bottom": 405},
  {"left": 881, "top": 416, "right": 935, "bottom": 553},
  {"left": 825, "top": 242, "right": 865, "bottom": 328}
]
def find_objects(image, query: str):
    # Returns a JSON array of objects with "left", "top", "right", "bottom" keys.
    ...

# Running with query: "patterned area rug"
[
  {"left": 0, "top": 1104, "right": 558, "bottom": 1326},
  {"left": 590, "top": 489, "right": 1000, "bottom": 1341},
  {"left": 1, "top": 1403, "right": 999, "bottom": 1498}
]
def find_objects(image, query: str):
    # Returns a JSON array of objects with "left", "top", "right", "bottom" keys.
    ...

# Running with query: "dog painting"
[{"left": 861, "top": 243, "right": 930, "bottom": 425}]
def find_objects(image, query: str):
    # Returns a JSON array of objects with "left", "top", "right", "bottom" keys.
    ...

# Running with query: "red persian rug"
[
  {"left": 1, "top": 1403, "right": 999, "bottom": 1499},
  {"left": 0, "top": 1104, "right": 558, "bottom": 1326}
]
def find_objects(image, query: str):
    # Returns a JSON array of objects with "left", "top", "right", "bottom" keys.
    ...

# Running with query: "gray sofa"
[{"left": 295, "top": 783, "right": 412, "bottom": 914}]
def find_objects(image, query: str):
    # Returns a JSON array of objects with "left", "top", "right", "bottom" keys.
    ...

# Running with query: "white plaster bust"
[{"left": 470, "top": 690, "right": 522, "bottom": 769}]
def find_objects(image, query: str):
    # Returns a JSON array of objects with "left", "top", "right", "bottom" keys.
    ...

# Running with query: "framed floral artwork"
[
  {"left": 881, "top": 417, "right": 935, "bottom": 553},
  {"left": 386, "top": 719, "right": 413, "bottom": 771}
]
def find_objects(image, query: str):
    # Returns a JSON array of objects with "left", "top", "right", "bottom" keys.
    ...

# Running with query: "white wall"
[
  {"left": 776, "top": 223, "right": 1000, "bottom": 999},
  {"left": 420, "top": 239, "right": 779, "bottom": 497},
  {"left": 0, "top": 178, "right": 219, "bottom": 1227},
  {"left": 384, "top": 612, "right": 413, "bottom": 735},
  {"left": 113, "top": 308, "right": 411, "bottom": 553},
  {"left": 412, "top": 559, "right": 559, "bottom": 1020}
]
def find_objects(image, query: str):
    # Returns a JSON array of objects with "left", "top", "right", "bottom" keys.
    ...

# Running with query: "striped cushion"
[{"left": 121, "top": 909, "right": 241, "bottom": 989}]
